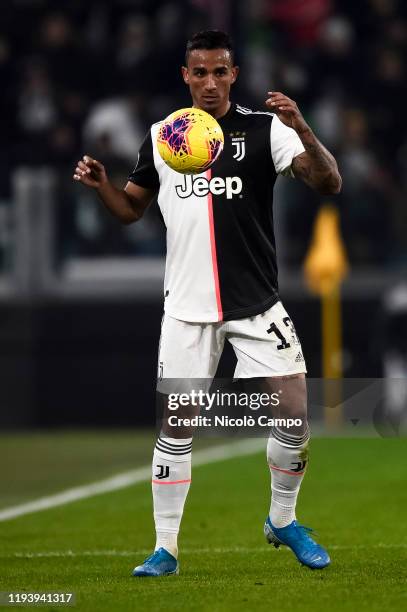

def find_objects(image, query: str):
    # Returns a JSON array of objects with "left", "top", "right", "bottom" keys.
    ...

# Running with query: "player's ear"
[
  {"left": 182, "top": 66, "right": 189, "bottom": 84},
  {"left": 231, "top": 66, "right": 239, "bottom": 84}
]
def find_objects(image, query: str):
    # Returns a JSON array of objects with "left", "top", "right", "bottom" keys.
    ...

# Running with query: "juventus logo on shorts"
[{"left": 230, "top": 132, "right": 246, "bottom": 161}]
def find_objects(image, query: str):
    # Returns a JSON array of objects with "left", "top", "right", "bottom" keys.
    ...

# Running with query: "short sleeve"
[
  {"left": 128, "top": 129, "right": 160, "bottom": 190},
  {"left": 270, "top": 115, "right": 305, "bottom": 177}
]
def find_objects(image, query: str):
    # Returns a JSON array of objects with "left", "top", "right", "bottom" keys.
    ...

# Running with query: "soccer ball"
[{"left": 157, "top": 107, "right": 224, "bottom": 174}]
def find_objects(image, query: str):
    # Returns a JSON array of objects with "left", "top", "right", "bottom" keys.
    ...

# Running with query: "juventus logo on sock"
[
  {"left": 290, "top": 460, "right": 307, "bottom": 472},
  {"left": 155, "top": 465, "right": 170, "bottom": 479}
]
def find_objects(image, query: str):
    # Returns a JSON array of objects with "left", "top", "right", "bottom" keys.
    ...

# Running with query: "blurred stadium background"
[
  {"left": 1, "top": 4, "right": 406, "bottom": 610},
  {"left": 0, "top": 0, "right": 406, "bottom": 430}
]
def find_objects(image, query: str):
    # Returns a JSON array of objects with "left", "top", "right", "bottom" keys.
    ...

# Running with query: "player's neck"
[{"left": 212, "top": 100, "right": 231, "bottom": 120}]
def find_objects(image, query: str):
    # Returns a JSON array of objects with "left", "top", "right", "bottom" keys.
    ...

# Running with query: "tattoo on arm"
[
  {"left": 291, "top": 154, "right": 312, "bottom": 183},
  {"left": 292, "top": 131, "right": 342, "bottom": 194}
]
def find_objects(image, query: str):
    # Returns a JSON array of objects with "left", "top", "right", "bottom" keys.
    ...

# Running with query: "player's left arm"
[{"left": 266, "top": 91, "right": 342, "bottom": 195}]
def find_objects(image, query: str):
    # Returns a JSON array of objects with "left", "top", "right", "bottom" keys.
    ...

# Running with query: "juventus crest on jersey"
[{"left": 129, "top": 103, "right": 305, "bottom": 323}]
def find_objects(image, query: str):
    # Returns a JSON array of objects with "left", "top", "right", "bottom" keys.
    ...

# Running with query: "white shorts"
[{"left": 157, "top": 300, "right": 307, "bottom": 382}]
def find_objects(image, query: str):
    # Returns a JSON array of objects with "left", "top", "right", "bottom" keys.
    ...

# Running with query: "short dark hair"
[{"left": 185, "top": 30, "right": 234, "bottom": 65}]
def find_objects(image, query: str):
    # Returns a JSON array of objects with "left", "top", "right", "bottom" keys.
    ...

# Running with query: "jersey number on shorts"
[{"left": 266, "top": 316, "right": 299, "bottom": 350}]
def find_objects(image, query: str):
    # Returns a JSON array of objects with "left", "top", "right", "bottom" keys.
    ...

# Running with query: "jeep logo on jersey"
[{"left": 175, "top": 175, "right": 243, "bottom": 199}]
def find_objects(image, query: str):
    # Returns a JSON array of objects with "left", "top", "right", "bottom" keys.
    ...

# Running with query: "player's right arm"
[{"left": 73, "top": 155, "right": 157, "bottom": 224}]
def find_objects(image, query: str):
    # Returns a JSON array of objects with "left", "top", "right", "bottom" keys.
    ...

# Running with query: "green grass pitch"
[{"left": 0, "top": 433, "right": 406, "bottom": 611}]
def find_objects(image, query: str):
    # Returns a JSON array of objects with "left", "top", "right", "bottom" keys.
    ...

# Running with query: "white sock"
[
  {"left": 152, "top": 435, "right": 192, "bottom": 558},
  {"left": 267, "top": 427, "right": 310, "bottom": 528}
]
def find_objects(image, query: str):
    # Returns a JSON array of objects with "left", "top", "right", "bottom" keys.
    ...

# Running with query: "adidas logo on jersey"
[
  {"left": 176, "top": 175, "right": 243, "bottom": 200},
  {"left": 295, "top": 351, "right": 304, "bottom": 363}
]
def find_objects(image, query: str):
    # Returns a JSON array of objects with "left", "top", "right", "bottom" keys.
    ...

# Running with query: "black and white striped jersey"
[{"left": 128, "top": 103, "right": 305, "bottom": 323}]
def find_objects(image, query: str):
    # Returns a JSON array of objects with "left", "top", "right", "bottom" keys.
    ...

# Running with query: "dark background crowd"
[{"left": 1, "top": 0, "right": 406, "bottom": 268}]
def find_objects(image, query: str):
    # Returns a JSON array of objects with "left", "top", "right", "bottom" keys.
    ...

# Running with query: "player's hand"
[
  {"left": 265, "top": 92, "right": 310, "bottom": 135},
  {"left": 73, "top": 155, "right": 108, "bottom": 188}
]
